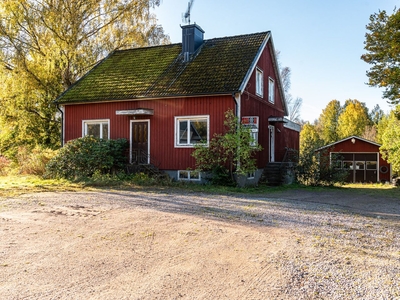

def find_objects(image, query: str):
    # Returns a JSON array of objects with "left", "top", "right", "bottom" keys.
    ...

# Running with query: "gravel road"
[{"left": 0, "top": 188, "right": 399, "bottom": 299}]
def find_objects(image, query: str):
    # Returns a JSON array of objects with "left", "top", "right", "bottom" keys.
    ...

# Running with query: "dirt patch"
[{"left": 0, "top": 189, "right": 399, "bottom": 299}]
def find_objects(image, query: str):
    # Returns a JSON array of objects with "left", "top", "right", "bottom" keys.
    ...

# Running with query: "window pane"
[
  {"left": 87, "top": 124, "right": 100, "bottom": 138},
  {"left": 179, "top": 170, "right": 189, "bottom": 179},
  {"left": 190, "top": 120, "right": 207, "bottom": 143},
  {"left": 102, "top": 123, "right": 109, "bottom": 140},
  {"left": 343, "top": 161, "right": 353, "bottom": 169},
  {"left": 269, "top": 78, "right": 275, "bottom": 103},
  {"left": 179, "top": 120, "right": 188, "bottom": 144},
  {"left": 190, "top": 171, "right": 200, "bottom": 180},
  {"left": 256, "top": 70, "right": 263, "bottom": 95},
  {"left": 366, "top": 161, "right": 377, "bottom": 170},
  {"left": 355, "top": 162, "right": 364, "bottom": 170}
]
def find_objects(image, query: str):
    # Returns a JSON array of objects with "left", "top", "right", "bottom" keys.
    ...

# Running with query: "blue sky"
[{"left": 154, "top": 0, "right": 398, "bottom": 122}]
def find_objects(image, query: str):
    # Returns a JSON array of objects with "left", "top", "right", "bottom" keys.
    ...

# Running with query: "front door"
[
  {"left": 131, "top": 120, "right": 149, "bottom": 164},
  {"left": 269, "top": 125, "right": 275, "bottom": 162}
]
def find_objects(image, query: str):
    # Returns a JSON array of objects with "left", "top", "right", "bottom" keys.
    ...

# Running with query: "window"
[
  {"left": 256, "top": 68, "right": 263, "bottom": 97},
  {"left": 247, "top": 171, "right": 256, "bottom": 179},
  {"left": 175, "top": 116, "right": 209, "bottom": 147},
  {"left": 242, "top": 116, "right": 259, "bottom": 146},
  {"left": 178, "top": 170, "right": 201, "bottom": 181},
  {"left": 268, "top": 77, "right": 275, "bottom": 103},
  {"left": 83, "top": 120, "right": 109, "bottom": 139},
  {"left": 366, "top": 161, "right": 377, "bottom": 170}
]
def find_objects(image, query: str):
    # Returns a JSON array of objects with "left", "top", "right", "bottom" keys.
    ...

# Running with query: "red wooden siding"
[
  {"left": 240, "top": 39, "right": 295, "bottom": 168},
  {"left": 63, "top": 39, "right": 299, "bottom": 172},
  {"left": 64, "top": 96, "right": 235, "bottom": 170},
  {"left": 243, "top": 41, "right": 285, "bottom": 114},
  {"left": 322, "top": 138, "right": 391, "bottom": 183}
]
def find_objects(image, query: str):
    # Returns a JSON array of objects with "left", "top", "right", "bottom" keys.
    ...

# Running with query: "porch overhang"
[{"left": 116, "top": 108, "right": 154, "bottom": 116}]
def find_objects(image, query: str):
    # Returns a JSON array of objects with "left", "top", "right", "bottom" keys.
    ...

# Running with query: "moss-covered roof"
[{"left": 55, "top": 31, "right": 270, "bottom": 104}]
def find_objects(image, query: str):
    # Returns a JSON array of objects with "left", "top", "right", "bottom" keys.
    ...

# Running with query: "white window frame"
[
  {"left": 175, "top": 115, "right": 209, "bottom": 148},
  {"left": 256, "top": 68, "right": 264, "bottom": 97},
  {"left": 242, "top": 116, "right": 259, "bottom": 147},
  {"left": 177, "top": 170, "right": 201, "bottom": 181},
  {"left": 82, "top": 119, "right": 110, "bottom": 139},
  {"left": 268, "top": 77, "right": 275, "bottom": 103}
]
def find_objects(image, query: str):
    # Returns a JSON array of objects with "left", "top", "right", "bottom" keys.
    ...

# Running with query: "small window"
[
  {"left": 83, "top": 120, "right": 109, "bottom": 139},
  {"left": 268, "top": 77, "right": 275, "bottom": 103},
  {"left": 242, "top": 116, "right": 259, "bottom": 146},
  {"left": 247, "top": 171, "right": 256, "bottom": 179},
  {"left": 178, "top": 170, "right": 201, "bottom": 181},
  {"left": 175, "top": 116, "right": 209, "bottom": 147},
  {"left": 343, "top": 161, "right": 353, "bottom": 170},
  {"left": 256, "top": 68, "right": 263, "bottom": 97},
  {"left": 366, "top": 161, "right": 377, "bottom": 170},
  {"left": 355, "top": 161, "right": 365, "bottom": 170}
]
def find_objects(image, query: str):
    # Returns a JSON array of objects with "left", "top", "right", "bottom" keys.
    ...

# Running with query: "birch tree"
[{"left": 0, "top": 0, "right": 169, "bottom": 156}]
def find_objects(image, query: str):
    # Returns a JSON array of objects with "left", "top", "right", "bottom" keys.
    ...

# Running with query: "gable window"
[
  {"left": 83, "top": 119, "right": 109, "bottom": 139},
  {"left": 268, "top": 77, "right": 275, "bottom": 103},
  {"left": 175, "top": 115, "right": 209, "bottom": 147},
  {"left": 242, "top": 116, "right": 259, "bottom": 146},
  {"left": 256, "top": 68, "right": 263, "bottom": 97}
]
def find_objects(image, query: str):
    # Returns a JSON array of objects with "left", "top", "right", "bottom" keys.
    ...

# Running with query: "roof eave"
[
  {"left": 315, "top": 135, "right": 382, "bottom": 152},
  {"left": 55, "top": 92, "right": 235, "bottom": 105},
  {"left": 238, "top": 32, "right": 270, "bottom": 93}
]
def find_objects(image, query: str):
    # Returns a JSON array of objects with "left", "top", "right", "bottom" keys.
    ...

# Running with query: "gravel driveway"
[{"left": 0, "top": 188, "right": 399, "bottom": 299}]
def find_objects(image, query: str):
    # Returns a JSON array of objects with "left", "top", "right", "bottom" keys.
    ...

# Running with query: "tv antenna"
[{"left": 182, "top": 0, "right": 195, "bottom": 24}]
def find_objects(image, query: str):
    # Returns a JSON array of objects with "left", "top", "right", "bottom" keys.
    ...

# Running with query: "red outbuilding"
[
  {"left": 55, "top": 24, "right": 300, "bottom": 184},
  {"left": 315, "top": 136, "right": 391, "bottom": 183}
]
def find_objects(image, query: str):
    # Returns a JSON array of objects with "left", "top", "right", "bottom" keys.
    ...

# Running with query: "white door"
[{"left": 269, "top": 125, "right": 275, "bottom": 162}]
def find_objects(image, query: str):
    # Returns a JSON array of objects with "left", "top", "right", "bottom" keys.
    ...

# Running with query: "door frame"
[
  {"left": 268, "top": 125, "right": 275, "bottom": 162},
  {"left": 130, "top": 119, "right": 150, "bottom": 164}
]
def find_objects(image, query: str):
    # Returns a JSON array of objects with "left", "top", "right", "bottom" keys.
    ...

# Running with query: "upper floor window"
[
  {"left": 256, "top": 68, "right": 263, "bottom": 97},
  {"left": 175, "top": 115, "right": 209, "bottom": 147},
  {"left": 268, "top": 77, "right": 275, "bottom": 103},
  {"left": 83, "top": 119, "right": 109, "bottom": 139}
]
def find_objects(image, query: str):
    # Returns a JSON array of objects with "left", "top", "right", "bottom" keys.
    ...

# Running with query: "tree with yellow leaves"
[{"left": 0, "top": 0, "right": 169, "bottom": 157}]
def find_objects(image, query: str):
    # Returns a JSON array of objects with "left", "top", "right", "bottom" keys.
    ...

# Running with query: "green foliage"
[
  {"left": 192, "top": 110, "right": 262, "bottom": 186},
  {"left": 45, "top": 136, "right": 128, "bottom": 179},
  {"left": 297, "top": 123, "right": 347, "bottom": 186},
  {"left": 380, "top": 109, "right": 400, "bottom": 173},
  {"left": 337, "top": 100, "right": 370, "bottom": 139},
  {"left": 0, "top": 0, "right": 168, "bottom": 155},
  {"left": 361, "top": 8, "right": 400, "bottom": 104},
  {"left": 317, "top": 100, "right": 341, "bottom": 144}
]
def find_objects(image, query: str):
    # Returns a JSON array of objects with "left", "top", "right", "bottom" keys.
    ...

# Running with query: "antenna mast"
[{"left": 183, "top": 0, "right": 195, "bottom": 24}]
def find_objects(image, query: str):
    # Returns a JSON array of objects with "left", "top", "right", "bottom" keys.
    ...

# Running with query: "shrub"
[
  {"left": 0, "top": 156, "right": 11, "bottom": 176},
  {"left": 17, "top": 146, "right": 58, "bottom": 175},
  {"left": 192, "top": 110, "right": 262, "bottom": 186},
  {"left": 296, "top": 148, "right": 347, "bottom": 186},
  {"left": 45, "top": 136, "right": 128, "bottom": 179}
]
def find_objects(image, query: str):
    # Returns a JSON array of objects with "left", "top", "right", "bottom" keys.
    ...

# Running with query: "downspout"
[
  {"left": 232, "top": 92, "right": 241, "bottom": 120},
  {"left": 56, "top": 104, "right": 64, "bottom": 147},
  {"left": 232, "top": 92, "right": 242, "bottom": 182}
]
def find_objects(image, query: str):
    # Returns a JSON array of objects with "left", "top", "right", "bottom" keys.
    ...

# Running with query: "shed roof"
[
  {"left": 55, "top": 31, "right": 273, "bottom": 104},
  {"left": 315, "top": 136, "right": 381, "bottom": 152}
]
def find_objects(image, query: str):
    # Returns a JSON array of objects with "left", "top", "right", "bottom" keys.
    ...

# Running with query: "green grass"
[
  {"left": 0, "top": 175, "right": 398, "bottom": 199},
  {"left": 0, "top": 175, "right": 86, "bottom": 197}
]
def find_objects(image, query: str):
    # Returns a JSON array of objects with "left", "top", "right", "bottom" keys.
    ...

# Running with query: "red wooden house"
[
  {"left": 55, "top": 24, "right": 300, "bottom": 184},
  {"left": 315, "top": 136, "right": 391, "bottom": 183}
]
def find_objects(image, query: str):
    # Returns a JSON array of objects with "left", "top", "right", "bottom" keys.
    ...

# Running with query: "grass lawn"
[{"left": 0, "top": 175, "right": 399, "bottom": 198}]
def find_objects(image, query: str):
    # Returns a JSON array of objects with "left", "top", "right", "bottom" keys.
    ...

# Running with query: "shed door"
[{"left": 131, "top": 121, "right": 149, "bottom": 164}]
